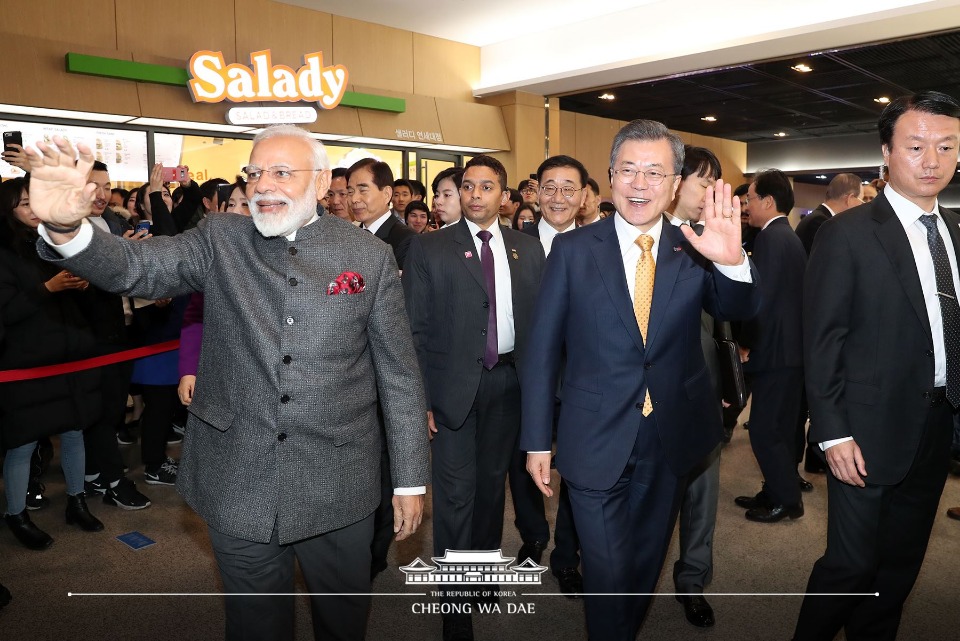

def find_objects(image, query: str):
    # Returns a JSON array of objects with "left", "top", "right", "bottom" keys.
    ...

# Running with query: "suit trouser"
[
  {"left": 567, "top": 413, "right": 685, "bottom": 641},
  {"left": 794, "top": 400, "right": 953, "bottom": 641},
  {"left": 83, "top": 359, "right": 132, "bottom": 484},
  {"left": 746, "top": 367, "right": 803, "bottom": 506},
  {"left": 508, "top": 443, "right": 581, "bottom": 571},
  {"left": 431, "top": 362, "right": 520, "bottom": 559},
  {"left": 139, "top": 384, "right": 178, "bottom": 469},
  {"left": 370, "top": 439, "right": 394, "bottom": 573},
  {"left": 673, "top": 443, "right": 721, "bottom": 592},
  {"left": 208, "top": 513, "right": 374, "bottom": 641}
]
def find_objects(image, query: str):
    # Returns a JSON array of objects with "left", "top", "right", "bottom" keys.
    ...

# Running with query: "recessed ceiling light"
[
  {"left": 874, "top": 97, "right": 890, "bottom": 104},
  {"left": 774, "top": 132, "right": 788, "bottom": 137},
  {"left": 599, "top": 93, "right": 616, "bottom": 101},
  {"left": 701, "top": 116, "right": 717, "bottom": 122},
  {"left": 816, "top": 175, "right": 827, "bottom": 179},
  {"left": 791, "top": 63, "right": 813, "bottom": 73}
]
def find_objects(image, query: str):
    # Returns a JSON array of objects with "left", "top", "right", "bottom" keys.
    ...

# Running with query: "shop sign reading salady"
[{"left": 188, "top": 50, "right": 348, "bottom": 109}]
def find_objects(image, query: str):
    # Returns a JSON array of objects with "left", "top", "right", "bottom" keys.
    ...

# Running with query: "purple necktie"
[{"left": 477, "top": 229, "right": 499, "bottom": 370}]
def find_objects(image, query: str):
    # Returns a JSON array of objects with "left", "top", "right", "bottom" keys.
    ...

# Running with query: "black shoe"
[
  {"left": 797, "top": 475, "right": 814, "bottom": 492},
  {"left": 553, "top": 567, "right": 583, "bottom": 599},
  {"left": 25, "top": 479, "right": 49, "bottom": 511},
  {"left": 442, "top": 615, "right": 473, "bottom": 641},
  {"left": 734, "top": 486, "right": 772, "bottom": 510},
  {"left": 722, "top": 427, "right": 734, "bottom": 444},
  {"left": 65, "top": 493, "right": 104, "bottom": 532},
  {"left": 745, "top": 501, "right": 804, "bottom": 523},
  {"left": 166, "top": 427, "right": 183, "bottom": 445},
  {"left": 116, "top": 425, "right": 136, "bottom": 446},
  {"left": 4, "top": 510, "right": 53, "bottom": 550},
  {"left": 0, "top": 582, "right": 10, "bottom": 609},
  {"left": 516, "top": 540, "right": 547, "bottom": 565},
  {"left": 102, "top": 477, "right": 151, "bottom": 510},
  {"left": 676, "top": 594, "right": 715, "bottom": 628}
]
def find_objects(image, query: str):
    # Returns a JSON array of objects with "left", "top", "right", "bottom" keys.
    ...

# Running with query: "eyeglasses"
[
  {"left": 241, "top": 166, "right": 319, "bottom": 183},
  {"left": 613, "top": 168, "right": 675, "bottom": 186},
  {"left": 520, "top": 188, "right": 537, "bottom": 195},
  {"left": 540, "top": 185, "right": 583, "bottom": 199}
]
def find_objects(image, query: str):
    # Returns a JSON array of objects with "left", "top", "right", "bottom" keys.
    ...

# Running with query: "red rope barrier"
[{"left": 0, "top": 340, "right": 180, "bottom": 383}]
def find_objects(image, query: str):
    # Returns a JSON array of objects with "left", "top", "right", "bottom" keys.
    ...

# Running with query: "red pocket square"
[{"left": 327, "top": 271, "right": 365, "bottom": 295}]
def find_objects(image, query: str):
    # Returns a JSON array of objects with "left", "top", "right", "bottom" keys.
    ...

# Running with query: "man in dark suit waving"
[
  {"left": 521, "top": 119, "right": 759, "bottom": 641},
  {"left": 404, "top": 155, "right": 544, "bottom": 641},
  {"left": 795, "top": 92, "right": 960, "bottom": 641}
]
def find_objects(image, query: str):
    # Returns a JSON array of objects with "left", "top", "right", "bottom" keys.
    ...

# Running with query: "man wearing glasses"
[
  {"left": 521, "top": 120, "right": 759, "bottom": 641},
  {"left": 510, "top": 155, "right": 587, "bottom": 595},
  {"left": 24, "top": 124, "right": 429, "bottom": 641}
]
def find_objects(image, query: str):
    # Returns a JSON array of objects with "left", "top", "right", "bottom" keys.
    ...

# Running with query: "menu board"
[{"left": 0, "top": 120, "right": 151, "bottom": 182}]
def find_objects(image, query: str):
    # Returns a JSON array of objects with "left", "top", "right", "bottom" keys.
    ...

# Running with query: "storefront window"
[{"left": 155, "top": 134, "right": 253, "bottom": 185}]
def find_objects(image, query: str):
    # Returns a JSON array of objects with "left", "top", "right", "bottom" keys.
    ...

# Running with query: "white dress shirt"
[
  {"left": 821, "top": 186, "right": 959, "bottom": 451},
  {"left": 538, "top": 218, "right": 576, "bottom": 257},
  {"left": 361, "top": 210, "right": 393, "bottom": 235},
  {"left": 463, "top": 218, "right": 516, "bottom": 354}
]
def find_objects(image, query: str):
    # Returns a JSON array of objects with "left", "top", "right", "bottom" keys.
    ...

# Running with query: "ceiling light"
[
  {"left": 598, "top": 93, "right": 615, "bottom": 101},
  {"left": 874, "top": 97, "right": 890, "bottom": 104},
  {"left": 816, "top": 175, "right": 827, "bottom": 179},
  {"left": 774, "top": 132, "right": 788, "bottom": 137},
  {"left": 701, "top": 116, "right": 717, "bottom": 122},
  {"left": 0, "top": 104, "right": 134, "bottom": 123},
  {"left": 791, "top": 63, "right": 813, "bottom": 73}
]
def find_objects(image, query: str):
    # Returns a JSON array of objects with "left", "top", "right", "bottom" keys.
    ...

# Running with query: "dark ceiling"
[{"left": 560, "top": 29, "right": 960, "bottom": 144}]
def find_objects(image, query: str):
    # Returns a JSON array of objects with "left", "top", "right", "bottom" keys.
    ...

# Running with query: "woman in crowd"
[
  {"left": 0, "top": 177, "right": 104, "bottom": 549},
  {"left": 511, "top": 202, "right": 539, "bottom": 230},
  {"left": 404, "top": 200, "right": 430, "bottom": 234},
  {"left": 177, "top": 177, "right": 248, "bottom": 407}
]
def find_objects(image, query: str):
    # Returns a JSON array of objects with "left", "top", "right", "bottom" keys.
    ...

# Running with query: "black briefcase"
[{"left": 716, "top": 338, "right": 747, "bottom": 410}]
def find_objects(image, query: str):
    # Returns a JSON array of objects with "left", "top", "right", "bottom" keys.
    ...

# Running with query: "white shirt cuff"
[
  {"left": 394, "top": 486, "right": 426, "bottom": 495},
  {"left": 713, "top": 249, "right": 752, "bottom": 282},
  {"left": 38, "top": 219, "right": 94, "bottom": 257},
  {"left": 528, "top": 451, "right": 551, "bottom": 454},
  {"left": 820, "top": 436, "right": 853, "bottom": 451}
]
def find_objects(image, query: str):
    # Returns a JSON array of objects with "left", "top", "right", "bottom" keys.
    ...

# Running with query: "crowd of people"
[{"left": 0, "top": 90, "right": 959, "bottom": 641}]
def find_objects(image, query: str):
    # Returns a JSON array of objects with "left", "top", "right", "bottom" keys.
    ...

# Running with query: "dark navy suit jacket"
[{"left": 519, "top": 215, "right": 760, "bottom": 490}]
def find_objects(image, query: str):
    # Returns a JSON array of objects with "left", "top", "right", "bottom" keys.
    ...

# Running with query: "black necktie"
[
  {"left": 919, "top": 214, "right": 960, "bottom": 407},
  {"left": 477, "top": 230, "right": 498, "bottom": 370}
]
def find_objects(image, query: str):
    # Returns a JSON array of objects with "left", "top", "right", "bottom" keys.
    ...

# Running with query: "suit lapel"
[
  {"left": 374, "top": 215, "right": 393, "bottom": 241},
  {"left": 873, "top": 199, "right": 931, "bottom": 340},
  {"left": 645, "top": 221, "right": 683, "bottom": 350},
  {"left": 454, "top": 219, "right": 486, "bottom": 292},
  {"left": 591, "top": 218, "right": 645, "bottom": 354}
]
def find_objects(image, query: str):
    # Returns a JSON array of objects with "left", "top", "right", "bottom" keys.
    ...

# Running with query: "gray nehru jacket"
[{"left": 38, "top": 213, "right": 430, "bottom": 544}]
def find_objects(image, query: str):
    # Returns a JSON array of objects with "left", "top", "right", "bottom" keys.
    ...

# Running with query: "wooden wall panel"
[
  {"left": 574, "top": 113, "right": 621, "bottom": 197},
  {"left": 435, "top": 98, "right": 508, "bottom": 150},
  {"left": 355, "top": 89, "right": 441, "bottom": 142},
  {"left": 413, "top": 35, "right": 479, "bottom": 102},
  {"left": 307, "top": 107, "right": 363, "bottom": 137},
  {"left": 332, "top": 16, "right": 413, "bottom": 95},
  {"left": 235, "top": 0, "right": 334, "bottom": 69},
  {"left": 117, "top": 0, "right": 236, "bottom": 63},
  {"left": 0, "top": 36, "right": 141, "bottom": 115},
  {"left": 0, "top": 0, "right": 116, "bottom": 48}
]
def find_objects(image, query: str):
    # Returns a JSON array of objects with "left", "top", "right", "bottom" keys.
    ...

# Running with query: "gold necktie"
[{"left": 634, "top": 234, "right": 655, "bottom": 416}]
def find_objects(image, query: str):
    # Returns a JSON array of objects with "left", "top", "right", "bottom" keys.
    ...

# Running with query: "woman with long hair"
[{"left": 0, "top": 177, "right": 104, "bottom": 549}]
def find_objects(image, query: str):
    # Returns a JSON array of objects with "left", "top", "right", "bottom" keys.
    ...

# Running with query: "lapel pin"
[
  {"left": 673, "top": 246, "right": 682, "bottom": 252},
  {"left": 464, "top": 251, "right": 473, "bottom": 259},
  {"left": 511, "top": 249, "right": 519, "bottom": 260}
]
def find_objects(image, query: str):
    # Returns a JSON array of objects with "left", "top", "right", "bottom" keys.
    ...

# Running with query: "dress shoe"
[
  {"left": 946, "top": 507, "right": 960, "bottom": 521},
  {"left": 4, "top": 510, "right": 53, "bottom": 550},
  {"left": 553, "top": 567, "right": 583, "bottom": 599},
  {"left": 516, "top": 540, "right": 547, "bottom": 565},
  {"left": 735, "top": 486, "right": 772, "bottom": 510},
  {"left": 676, "top": 594, "right": 715, "bottom": 628},
  {"left": 442, "top": 615, "right": 473, "bottom": 641},
  {"left": 797, "top": 475, "right": 814, "bottom": 492},
  {"left": 745, "top": 501, "right": 804, "bottom": 523},
  {"left": 0, "top": 582, "right": 11, "bottom": 609},
  {"left": 65, "top": 493, "right": 105, "bottom": 532}
]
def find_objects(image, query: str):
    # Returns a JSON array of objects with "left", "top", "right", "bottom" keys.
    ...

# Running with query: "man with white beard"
[{"left": 24, "top": 124, "right": 430, "bottom": 641}]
